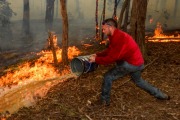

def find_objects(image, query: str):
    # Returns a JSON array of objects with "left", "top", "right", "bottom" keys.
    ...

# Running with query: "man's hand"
[{"left": 89, "top": 54, "right": 96, "bottom": 63}]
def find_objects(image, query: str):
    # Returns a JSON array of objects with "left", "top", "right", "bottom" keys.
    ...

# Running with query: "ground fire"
[
  {"left": 0, "top": 46, "right": 81, "bottom": 114},
  {"left": 147, "top": 22, "right": 180, "bottom": 42}
]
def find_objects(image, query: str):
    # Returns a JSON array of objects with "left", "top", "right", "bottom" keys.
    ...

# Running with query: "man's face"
[{"left": 102, "top": 24, "right": 112, "bottom": 36}]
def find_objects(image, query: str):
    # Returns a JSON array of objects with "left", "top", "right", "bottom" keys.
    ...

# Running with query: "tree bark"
[
  {"left": 23, "top": 0, "right": 30, "bottom": 35},
  {"left": 122, "top": 0, "right": 130, "bottom": 32},
  {"left": 113, "top": 0, "right": 118, "bottom": 20},
  {"left": 45, "top": 0, "right": 55, "bottom": 30},
  {"left": 99, "top": 0, "right": 106, "bottom": 41},
  {"left": 129, "top": 0, "right": 148, "bottom": 58},
  {"left": 117, "top": 0, "right": 129, "bottom": 29},
  {"left": 48, "top": 32, "right": 58, "bottom": 66},
  {"left": 60, "top": 0, "right": 69, "bottom": 66},
  {"left": 95, "top": 0, "right": 99, "bottom": 40}
]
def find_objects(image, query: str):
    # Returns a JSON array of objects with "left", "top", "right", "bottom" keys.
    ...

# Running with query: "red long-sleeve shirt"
[{"left": 95, "top": 29, "right": 144, "bottom": 66}]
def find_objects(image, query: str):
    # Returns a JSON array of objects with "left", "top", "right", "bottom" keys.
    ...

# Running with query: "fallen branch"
[
  {"left": 144, "top": 57, "right": 159, "bottom": 69},
  {"left": 85, "top": 114, "right": 93, "bottom": 120},
  {"left": 99, "top": 114, "right": 130, "bottom": 117}
]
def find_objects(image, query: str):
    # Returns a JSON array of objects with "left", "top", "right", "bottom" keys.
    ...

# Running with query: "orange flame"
[
  {"left": 0, "top": 46, "right": 81, "bottom": 87},
  {"left": 154, "top": 22, "right": 164, "bottom": 37},
  {"left": 148, "top": 22, "right": 180, "bottom": 42},
  {"left": 149, "top": 18, "right": 153, "bottom": 24}
]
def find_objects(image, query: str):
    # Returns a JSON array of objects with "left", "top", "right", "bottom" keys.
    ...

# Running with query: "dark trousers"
[{"left": 101, "top": 61, "right": 167, "bottom": 103}]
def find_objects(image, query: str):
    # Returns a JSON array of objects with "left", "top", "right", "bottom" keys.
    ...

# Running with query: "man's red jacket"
[{"left": 95, "top": 29, "right": 144, "bottom": 66}]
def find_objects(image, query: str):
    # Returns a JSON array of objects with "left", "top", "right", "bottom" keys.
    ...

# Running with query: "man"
[{"left": 89, "top": 18, "right": 170, "bottom": 106}]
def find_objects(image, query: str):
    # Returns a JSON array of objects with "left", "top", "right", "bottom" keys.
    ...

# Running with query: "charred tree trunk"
[
  {"left": 129, "top": 0, "right": 148, "bottom": 58},
  {"left": 60, "top": 0, "right": 69, "bottom": 66},
  {"left": 48, "top": 32, "right": 58, "bottom": 66},
  {"left": 113, "top": 0, "right": 118, "bottom": 20},
  {"left": 122, "top": 0, "right": 130, "bottom": 32},
  {"left": 23, "top": 0, "right": 30, "bottom": 35},
  {"left": 117, "top": 0, "right": 130, "bottom": 29},
  {"left": 45, "top": 0, "right": 55, "bottom": 30},
  {"left": 101, "top": 0, "right": 106, "bottom": 40},
  {"left": 102, "top": 0, "right": 106, "bottom": 24},
  {"left": 95, "top": 0, "right": 99, "bottom": 40}
]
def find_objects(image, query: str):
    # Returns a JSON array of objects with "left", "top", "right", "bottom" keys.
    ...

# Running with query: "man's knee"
[
  {"left": 104, "top": 72, "right": 113, "bottom": 81},
  {"left": 131, "top": 71, "right": 142, "bottom": 82}
]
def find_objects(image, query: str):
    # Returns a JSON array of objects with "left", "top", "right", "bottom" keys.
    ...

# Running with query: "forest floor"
[{"left": 2, "top": 42, "right": 180, "bottom": 120}]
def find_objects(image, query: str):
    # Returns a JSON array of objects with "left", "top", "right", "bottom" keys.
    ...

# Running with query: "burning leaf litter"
[
  {"left": 0, "top": 46, "right": 81, "bottom": 114},
  {"left": 147, "top": 22, "right": 180, "bottom": 42}
]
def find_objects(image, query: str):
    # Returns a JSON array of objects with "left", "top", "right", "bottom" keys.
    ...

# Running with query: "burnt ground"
[{"left": 3, "top": 42, "right": 180, "bottom": 120}]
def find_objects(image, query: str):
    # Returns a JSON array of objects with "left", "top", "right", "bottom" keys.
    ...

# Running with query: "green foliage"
[{"left": 0, "top": 0, "right": 15, "bottom": 26}]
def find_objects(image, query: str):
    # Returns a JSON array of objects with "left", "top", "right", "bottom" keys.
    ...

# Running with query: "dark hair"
[{"left": 102, "top": 18, "right": 117, "bottom": 28}]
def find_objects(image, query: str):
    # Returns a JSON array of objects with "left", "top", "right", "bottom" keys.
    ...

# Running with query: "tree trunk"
[
  {"left": 60, "top": 0, "right": 69, "bottom": 66},
  {"left": 122, "top": 0, "right": 130, "bottom": 32},
  {"left": 129, "top": 0, "right": 148, "bottom": 58},
  {"left": 23, "top": 0, "right": 30, "bottom": 35},
  {"left": 101, "top": 0, "right": 106, "bottom": 40},
  {"left": 117, "top": 0, "right": 129, "bottom": 29},
  {"left": 48, "top": 32, "right": 58, "bottom": 66},
  {"left": 113, "top": 0, "right": 118, "bottom": 20},
  {"left": 95, "top": 0, "right": 99, "bottom": 40},
  {"left": 45, "top": 0, "right": 55, "bottom": 30}
]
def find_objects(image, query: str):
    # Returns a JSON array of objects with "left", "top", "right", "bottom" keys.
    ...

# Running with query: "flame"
[
  {"left": 0, "top": 46, "right": 81, "bottom": 114},
  {"left": 154, "top": 22, "right": 165, "bottom": 37},
  {"left": 100, "top": 38, "right": 109, "bottom": 45},
  {"left": 0, "top": 46, "right": 81, "bottom": 87},
  {"left": 113, "top": 16, "right": 118, "bottom": 21},
  {"left": 83, "top": 44, "right": 93, "bottom": 48},
  {"left": 95, "top": 25, "right": 100, "bottom": 30},
  {"left": 149, "top": 18, "right": 153, "bottom": 24},
  {"left": 147, "top": 22, "right": 180, "bottom": 42}
]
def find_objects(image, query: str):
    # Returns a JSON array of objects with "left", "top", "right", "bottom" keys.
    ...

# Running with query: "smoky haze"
[{"left": 0, "top": 0, "right": 180, "bottom": 53}]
